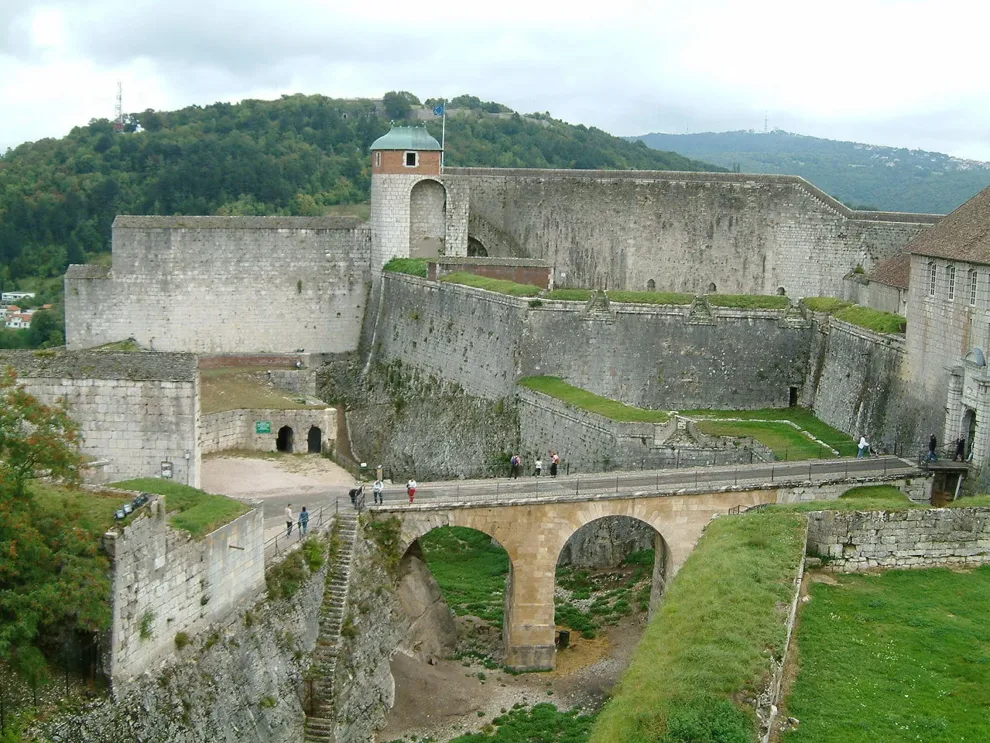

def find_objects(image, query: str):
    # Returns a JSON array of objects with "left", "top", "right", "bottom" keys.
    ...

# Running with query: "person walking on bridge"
[
  {"left": 299, "top": 506, "right": 309, "bottom": 536},
  {"left": 373, "top": 479, "right": 384, "bottom": 504},
  {"left": 857, "top": 435, "right": 869, "bottom": 458},
  {"left": 510, "top": 454, "right": 522, "bottom": 479},
  {"left": 550, "top": 451, "right": 560, "bottom": 478},
  {"left": 406, "top": 478, "right": 417, "bottom": 503},
  {"left": 928, "top": 434, "right": 938, "bottom": 462},
  {"left": 285, "top": 504, "right": 294, "bottom": 537}
]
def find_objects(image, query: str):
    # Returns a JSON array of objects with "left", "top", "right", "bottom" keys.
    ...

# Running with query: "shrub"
[
  {"left": 302, "top": 537, "right": 325, "bottom": 572},
  {"left": 365, "top": 517, "right": 403, "bottom": 572},
  {"left": 174, "top": 632, "right": 190, "bottom": 650},
  {"left": 139, "top": 611, "right": 155, "bottom": 641}
]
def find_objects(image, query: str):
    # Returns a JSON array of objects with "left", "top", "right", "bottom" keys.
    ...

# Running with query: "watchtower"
[{"left": 370, "top": 125, "right": 446, "bottom": 271}]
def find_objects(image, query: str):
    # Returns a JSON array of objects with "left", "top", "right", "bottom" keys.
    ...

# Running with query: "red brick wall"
[
  {"left": 430, "top": 263, "right": 550, "bottom": 289},
  {"left": 372, "top": 150, "right": 441, "bottom": 176}
]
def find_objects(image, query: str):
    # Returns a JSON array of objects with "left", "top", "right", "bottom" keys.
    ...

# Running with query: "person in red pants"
[{"left": 406, "top": 478, "right": 418, "bottom": 503}]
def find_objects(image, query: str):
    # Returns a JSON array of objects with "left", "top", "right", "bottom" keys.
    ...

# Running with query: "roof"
[
  {"left": 867, "top": 252, "right": 911, "bottom": 289},
  {"left": 905, "top": 186, "right": 990, "bottom": 264},
  {"left": 370, "top": 125, "right": 442, "bottom": 152}
]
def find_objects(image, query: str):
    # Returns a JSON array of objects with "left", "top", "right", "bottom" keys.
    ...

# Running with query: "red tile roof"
[
  {"left": 906, "top": 186, "right": 990, "bottom": 264},
  {"left": 867, "top": 252, "right": 911, "bottom": 289}
]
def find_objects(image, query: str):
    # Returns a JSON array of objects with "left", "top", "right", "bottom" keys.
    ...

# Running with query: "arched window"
[
  {"left": 708, "top": 282, "right": 717, "bottom": 293},
  {"left": 776, "top": 286, "right": 786, "bottom": 296},
  {"left": 928, "top": 261, "right": 937, "bottom": 296},
  {"left": 646, "top": 279, "right": 656, "bottom": 291},
  {"left": 947, "top": 264, "right": 956, "bottom": 301},
  {"left": 970, "top": 269, "right": 978, "bottom": 307}
]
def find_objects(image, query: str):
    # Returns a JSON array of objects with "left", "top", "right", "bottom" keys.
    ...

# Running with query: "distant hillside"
[
  {"left": 631, "top": 130, "right": 990, "bottom": 214},
  {"left": 0, "top": 93, "right": 719, "bottom": 294}
]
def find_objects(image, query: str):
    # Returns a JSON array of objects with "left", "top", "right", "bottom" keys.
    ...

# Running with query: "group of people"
[
  {"left": 509, "top": 451, "right": 560, "bottom": 479},
  {"left": 283, "top": 504, "right": 310, "bottom": 537},
  {"left": 927, "top": 433, "right": 969, "bottom": 462}
]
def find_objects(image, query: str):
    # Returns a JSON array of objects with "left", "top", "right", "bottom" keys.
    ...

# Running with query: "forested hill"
[
  {"left": 0, "top": 93, "right": 718, "bottom": 293},
  {"left": 631, "top": 130, "right": 990, "bottom": 214}
]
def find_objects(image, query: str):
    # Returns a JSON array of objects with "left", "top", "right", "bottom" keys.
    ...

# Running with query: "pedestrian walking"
[
  {"left": 299, "top": 506, "right": 309, "bottom": 536},
  {"left": 285, "top": 504, "right": 294, "bottom": 537},
  {"left": 534, "top": 457, "right": 543, "bottom": 477},
  {"left": 373, "top": 479, "right": 384, "bottom": 505},
  {"left": 955, "top": 436, "right": 966, "bottom": 462},
  {"left": 927, "top": 434, "right": 938, "bottom": 462},
  {"left": 406, "top": 478, "right": 417, "bottom": 503},
  {"left": 510, "top": 454, "right": 521, "bottom": 479},
  {"left": 550, "top": 451, "right": 560, "bottom": 478},
  {"left": 857, "top": 435, "right": 869, "bottom": 459}
]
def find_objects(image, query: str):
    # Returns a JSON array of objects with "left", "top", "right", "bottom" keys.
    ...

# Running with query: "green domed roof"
[{"left": 370, "top": 125, "right": 442, "bottom": 152}]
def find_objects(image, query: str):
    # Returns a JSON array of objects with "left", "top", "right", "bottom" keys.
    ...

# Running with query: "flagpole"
[{"left": 440, "top": 100, "right": 446, "bottom": 171}]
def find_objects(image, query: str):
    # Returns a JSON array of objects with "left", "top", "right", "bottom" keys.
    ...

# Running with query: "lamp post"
[{"left": 184, "top": 450, "right": 191, "bottom": 485}]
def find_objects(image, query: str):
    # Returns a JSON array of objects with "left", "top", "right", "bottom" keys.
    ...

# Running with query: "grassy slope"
[
  {"left": 439, "top": 272, "right": 542, "bottom": 297},
  {"left": 111, "top": 478, "right": 250, "bottom": 537},
  {"left": 518, "top": 376, "right": 670, "bottom": 423},
  {"left": 769, "top": 485, "right": 917, "bottom": 513},
  {"left": 683, "top": 407, "right": 859, "bottom": 456},
  {"left": 803, "top": 297, "right": 906, "bottom": 334},
  {"left": 200, "top": 367, "right": 326, "bottom": 414},
  {"left": 30, "top": 482, "right": 132, "bottom": 535},
  {"left": 784, "top": 566, "right": 990, "bottom": 743},
  {"left": 590, "top": 512, "right": 807, "bottom": 743}
]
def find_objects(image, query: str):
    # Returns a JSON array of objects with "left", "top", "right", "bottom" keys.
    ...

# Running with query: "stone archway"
[
  {"left": 467, "top": 236, "right": 488, "bottom": 257},
  {"left": 409, "top": 179, "right": 447, "bottom": 258},
  {"left": 307, "top": 426, "right": 322, "bottom": 454},
  {"left": 276, "top": 426, "right": 294, "bottom": 453}
]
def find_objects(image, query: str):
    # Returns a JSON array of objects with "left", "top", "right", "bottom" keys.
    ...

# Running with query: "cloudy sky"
[{"left": 2, "top": 0, "right": 989, "bottom": 159}]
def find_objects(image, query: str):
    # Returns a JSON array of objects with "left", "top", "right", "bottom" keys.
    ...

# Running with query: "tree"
[
  {"left": 382, "top": 91, "right": 417, "bottom": 121},
  {"left": 0, "top": 367, "right": 82, "bottom": 498}
]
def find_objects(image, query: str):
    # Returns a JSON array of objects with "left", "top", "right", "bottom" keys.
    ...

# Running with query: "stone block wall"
[
  {"left": 66, "top": 216, "right": 372, "bottom": 354},
  {"left": 0, "top": 350, "right": 201, "bottom": 486},
  {"left": 103, "top": 498, "right": 265, "bottom": 686},
  {"left": 806, "top": 507, "right": 990, "bottom": 570},
  {"left": 199, "top": 407, "right": 335, "bottom": 455},
  {"left": 445, "top": 169, "right": 936, "bottom": 297}
]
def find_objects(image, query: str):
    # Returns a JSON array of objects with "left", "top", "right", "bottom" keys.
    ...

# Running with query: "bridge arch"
[{"left": 409, "top": 179, "right": 447, "bottom": 258}]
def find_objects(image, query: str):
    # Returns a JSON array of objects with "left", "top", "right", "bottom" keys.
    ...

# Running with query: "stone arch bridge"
[{"left": 371, "top": 456, "right": 924, "bottom": 670}]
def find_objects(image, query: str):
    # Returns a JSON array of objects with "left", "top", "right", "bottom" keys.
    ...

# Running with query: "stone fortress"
[{"left": 5, "top": 123, "right": 989, "bottom": 488}]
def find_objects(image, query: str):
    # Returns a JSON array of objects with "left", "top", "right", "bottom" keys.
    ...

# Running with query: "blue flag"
[{"left": 432, "top": 103, "right": 445, "bottom": 116}]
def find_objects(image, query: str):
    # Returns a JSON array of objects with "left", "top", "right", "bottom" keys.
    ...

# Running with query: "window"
[
  {"left": 947, "top": 264, "right": 956, "bottom": 300},
  {"left": 374, "top": 152, "right": 381, "bottom": 167},
  {"left": 970, "top": 269, "right": 978, "bottom": 306},
  {"left": 404, "top": 151, "right": 418, "bottom": 167},
  {"left": 646, "top": 279, "right": 656, "bottom": 291},
  {"left": 928, "top": 261, "right": 937, "bottom": 296}
]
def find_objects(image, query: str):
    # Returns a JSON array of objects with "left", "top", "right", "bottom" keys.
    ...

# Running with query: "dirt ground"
[{"left": 377, "top": 614, "right": 647, "bottom": 743}]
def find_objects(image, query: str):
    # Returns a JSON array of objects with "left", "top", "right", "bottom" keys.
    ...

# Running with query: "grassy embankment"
[
  {"left": 518, "top": 376, "right": 669, "bottom": 423},
  {"left": 439, "top": 272, "right": 543, "bottom": 297},
  {"left": 590, "top": 511, "right": 807, "bottom": 743},
  {"left": 783, "top": 566, "right": 990, "bottom": 743},
  {"left": 769, "top": 484, "right": 916, "bottom": 512},
  {"left": 31, "top": 482, "right": 132, "bottom": 534},
  {"left": 111, "top": 478, "right": 250, "bottom": 537},
  {"left": 199, "top": 366, "right": 327, "bottom": 414},
  {"left": 803, "top": 296, "right": 906, "bottom": 334},
  {"left": 382, "top": 256, "right": 428, "bottom": 277},
  {"left": 545, "top": 288, "right": 695, "bottom": 305}
]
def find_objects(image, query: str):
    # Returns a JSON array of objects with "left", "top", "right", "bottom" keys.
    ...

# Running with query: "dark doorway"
[
  {"left": 467, "top": 237, "right": 488, "bottom": 257},
  {"left": 789, "top": 386, "right": 799, "bottom": 407},
  {"left": 646, "top": 279, "right": 656, "bottom": 291},
  {"left": 308, "top": 426, "right": 322, "bottom": 454},
  {"left": 276, "top": 426, "right": 294, "bottom": 453},
  {"left": 963, "top": 408, "right": 977, "bottom": 460}
]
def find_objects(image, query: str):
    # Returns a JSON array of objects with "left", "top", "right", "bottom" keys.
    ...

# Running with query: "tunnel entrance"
[
  {"left": 307, "top": 426, "right": 322, "bottom": 454},
  {"left": 276, "top": 425, "right": 294, "bottom": 453}
]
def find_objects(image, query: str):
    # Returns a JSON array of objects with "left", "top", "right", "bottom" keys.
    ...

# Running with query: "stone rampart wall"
[
  {"left": 0, "top": 350, "right": 201, "bottom": 486},
  {"left": 445, "top": 169, "right": 936, "bottom": 298},
  {"left": 199, "top": 407, "right": 335, "bottom": 455},
  {"left": 66, "top": 216, "right": 372, "bottom": 354},
  {"left": 428, "top": 258, "right": 551, "bottom": 288},
  {"left": 103, "top": 498, "right": 265, "bottom": 686},
  {"left": 806, "top": 507, "right": 990, "bottom": 570}
]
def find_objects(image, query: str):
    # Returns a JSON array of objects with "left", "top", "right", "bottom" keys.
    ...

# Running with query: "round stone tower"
[{"left": 370, "top": 124, "right": 446, "bottom": 272}]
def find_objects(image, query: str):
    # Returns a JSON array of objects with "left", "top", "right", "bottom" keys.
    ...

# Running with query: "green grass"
[
  {"left": 30, "top": 482, "right": 132, "bottom": 535},
  {"left": 706, "top": 293, "right": 790, "bottom": 309},
  {"left": 590, "top": 512, "right": 807, "bottom": 743},
  {"left": 382, "top": 256, "right": 428, "bottom": 277},
  {"left": 200, "top": 367, "right": 327, "bottom": 414},
  {"left": 696, "top": 421, "right": 834, "bottom": 461},
  {"left": 449, "top": 703, "right": 596, "bottom": 743},
  {"left": 608, "top": 290, "right": 695, "bottom": 305},
  {"left": 949, "top": 494, "right": 990, "bottom": 508},
  {"left": 519, "top": 376, "right": 670, "bottom": 423},
  {"left": 420, "top": 526, "right": 510, "bottom": 627},
  {"left": 325, "top": 202, "right": 370, "bottom": 220},
  {"left": 802, "top": 297, "right": 852, "bottom": 313},
  {"left": 783, "top": 566, "right": 990, "bottom": 743},
  {"left": 440, "top": 272, "right": 542, "bottom": 297},
  {"left": 834, "top": 304, "right": 906, "bottom": 334},
  {"left": 769, "top": 485, "right": 917, "bottom": 513},
  {"left": 111, "top": 478, "right": 251, "bottom": 537},
  {"left": 682, "top": 407, "right": 859, "bottom": 457}
]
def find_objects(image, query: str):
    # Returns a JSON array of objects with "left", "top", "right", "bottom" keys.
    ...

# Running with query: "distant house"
[
  {"left": 1, "top": 291, "right": 36, "bottom": 304},
  {"left": 845, "top": 252, "right": 910, "bottom": 317},
  {"left": 4, "top": 307, "right": 35, "bottom": 329}
]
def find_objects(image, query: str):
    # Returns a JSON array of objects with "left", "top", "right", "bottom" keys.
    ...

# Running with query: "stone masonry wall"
[
  {"left": 199, "top": 407, "right": 336, "bottom": 455},
  {"left": 66, "top": 216, "right": 371, "bottom": 354},
  {"left": 0, "top": 349, "right": 201, "bottom": 486},
  {"left": 446, "top": 169, "right": 936, "bottom": 298},
  {"left": 102, "top": 498, "right": 265, "bottom": 687},
  {"left": 806, "top": 507, "right": 990, "bottom": 570}
]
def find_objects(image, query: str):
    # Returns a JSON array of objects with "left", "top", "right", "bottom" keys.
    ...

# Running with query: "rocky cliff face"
[{"left": 557, "top": 516, "right": 657, "bottom": 569}]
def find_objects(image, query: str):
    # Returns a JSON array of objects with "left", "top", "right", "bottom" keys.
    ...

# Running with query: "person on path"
[
  {"left": 373, "top": 479, "right": 384, "bottom": 505},
  {"left": 299, "top": 506, "right": 309, "bottom": 536},
  {"left": 928, "top": 434, "right": 938, "bottom": 462},
  {"left": 534, "top": 457, "right": 543, "bottom": 477},
  {"left": 285, "top": 504, "right": 294, "bottom": 537},
  {"left": 550, "top": 451, "right": 560, "bottom": 478},
  {"left": 955, "top": 436, "right": 966, "bottom": 462},
  {"left": 406, "top": 478, "right": 417, "bottom": 503},
  {"left": 510, "top": 455, "right": 521, "bottom": 479},
  {"left": 857, "top": 435, "right": 869, "bottom": 458}
]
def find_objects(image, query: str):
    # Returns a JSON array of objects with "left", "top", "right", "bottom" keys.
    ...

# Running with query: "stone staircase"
[{"left": 304, "top": 510, "right": 360, "bottom": 743}]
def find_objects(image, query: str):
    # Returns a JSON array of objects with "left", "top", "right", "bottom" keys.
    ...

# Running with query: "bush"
[
  {"left": 174, "top": 632, "right": 190, "bottom": 650},
  {"left": 266, "top": 551, "right": 307, "bottom": 600},
  {"left": 302, "top": 537, "right": 325, "bottom": 571}
]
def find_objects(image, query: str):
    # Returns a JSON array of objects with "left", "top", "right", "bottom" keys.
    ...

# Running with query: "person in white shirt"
[
  {"left": 857, "top": 436, "right": 869, "bottom": 458},
  {"left": 373, "top": 479, "right": 384, "bottom": 505},
  {"left": 406, "top": 479, "right": 417, "bottom": 503},
  {"left": 285, "top": 504, "right": 294, "bottom": 536}
]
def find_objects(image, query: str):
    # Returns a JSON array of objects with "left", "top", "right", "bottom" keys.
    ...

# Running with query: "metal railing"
[{"left": 263, "top": 500, "right": 337, "bottom": 561}]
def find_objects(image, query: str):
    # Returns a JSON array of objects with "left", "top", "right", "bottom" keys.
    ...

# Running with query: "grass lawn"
[
  {"left": 200, "top": 367, "right": 327, "bottom": 414},
  {"left": 590, "top": 512, "right": 807, "bottom": 743},
  {"left": 325, "top": 202, "right": 370, "bottom": 220},
  {"left": 683, "top": 407, "right": 859, "bottom": 457},
  {"left": 447, "top": 703, "right": 597, "bottom": 743},
  {"left": 783, "top": 566, "right": 990, "bottom": 743},
  {"left": 30, "top": 482, "right": 132, "bottom": 535},
  {"left": 545, "top": 289, "right": 694, "bottom": 305},
  {"left": 949, "top": 494, "right": 990, "bottom": 508},
  {"left": 111, "top": 478, "right": 251, "bottom": 537},
  {"left": 420, "top": 526, "right": 510, "bottom": 627},
  {"left": 769, "top": 485, "right": 918, "bottom": 513},
  {"left": 519, "top": 376, "right": 670, "bottom": 423},
  {"left": 801, "top": 296, "right": 906, "bottom": 334},
  {"left": 382, "top": 256, "right": 428, "bottom": 277},
  {"left": 696, "top": 420, "right": 834, "bottom": 460},
  {"left": 440, "top": 272, "right": 542, "bottom": 297},
  {"left": 802, "top": 297, "right": 852, "bottom": 313},
  {"left": 707, "top": 293, "right": 790, "bottom": 309}
]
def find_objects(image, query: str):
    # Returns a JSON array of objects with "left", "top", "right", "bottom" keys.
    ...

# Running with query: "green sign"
[{"left": 255, "top": 421, "right": 272, "bottom": 434}]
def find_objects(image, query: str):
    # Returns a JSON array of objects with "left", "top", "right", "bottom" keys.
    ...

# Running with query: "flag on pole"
[{"left": 432, "top": 103, "right": 445, "bottom": 116}]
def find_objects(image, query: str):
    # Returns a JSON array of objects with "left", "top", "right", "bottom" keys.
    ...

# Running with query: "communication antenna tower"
[
  {"left": 113, "top": 82, "right": 124, "bottom": 133},
  {"left": 764, "top": 111, "right": 768, "bottom": 133}
]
